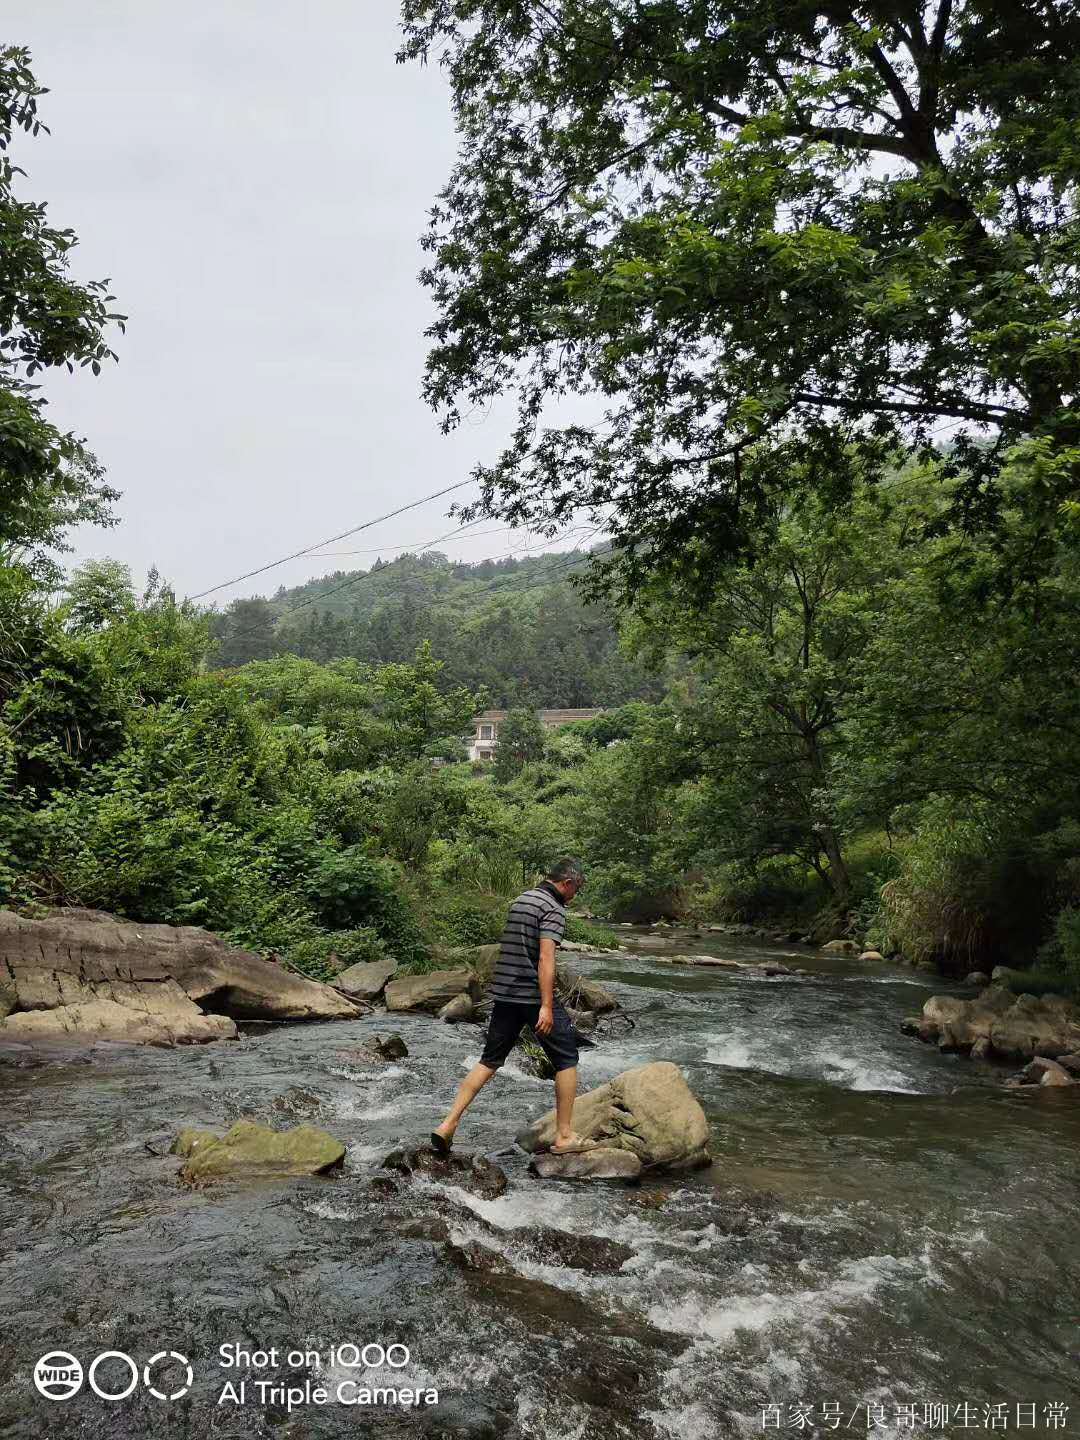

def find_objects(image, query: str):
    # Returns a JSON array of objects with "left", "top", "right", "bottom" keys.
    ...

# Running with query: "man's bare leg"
[
  {"left": 553, "top": 1066, "right": 582, "bottom": 1148},
  {"left": 433, "top": 1062, "right": 497, "bottom": 1146}
]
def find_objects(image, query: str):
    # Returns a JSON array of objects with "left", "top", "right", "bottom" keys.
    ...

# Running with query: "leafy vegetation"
[{"left": 3, "top": 31, "right": 1080, "bottom": 1000}]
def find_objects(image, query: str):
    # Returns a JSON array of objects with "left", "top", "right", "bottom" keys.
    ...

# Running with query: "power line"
[
  {"left": 305, "top": 524, "right": 512, "bottom": 558},
  {"left": 188, "top": 479, "right": 475, "bottom": 601}
]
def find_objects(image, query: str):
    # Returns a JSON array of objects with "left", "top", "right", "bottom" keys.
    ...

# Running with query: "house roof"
[{"left": 473, "top": 708, "right": 604, "bottom": 726}]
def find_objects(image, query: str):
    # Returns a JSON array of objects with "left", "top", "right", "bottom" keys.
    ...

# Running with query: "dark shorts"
[{"left": 479, "top": 999, "right": 579, "bottom": 1074}]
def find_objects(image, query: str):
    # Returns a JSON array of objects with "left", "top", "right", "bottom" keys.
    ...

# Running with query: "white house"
[{"left": 467, "top": 708, "right": 604, "bottom": 762}]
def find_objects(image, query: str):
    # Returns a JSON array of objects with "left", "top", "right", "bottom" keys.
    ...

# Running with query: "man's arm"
[{"left": 536, "top": 937, "right": 557, "bottom": 1034}]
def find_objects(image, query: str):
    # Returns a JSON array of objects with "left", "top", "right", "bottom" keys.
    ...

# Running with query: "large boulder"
[
  {"left": 384, "top": 968, "right": 479, "bottom": 1014},
  {"left": 821, "top": 939, "right": 859, "bottom": 954},
  {"left": 334, "top": 958, "right": 397, "bottom": 1002},
  {"left": 176, "top": 1119, "right": 346, "bottom": 1183},
  {"left": 516, "top": 1061, "right": 710, "bottom": 1172},
  {"left": 913, "top": 987, "right": 1080, "bottom": 1061},
  {"left": 0, "top": 908, "right": 362, "bottom": 1048},
  {"left": 989, "top": 993, "right": 1080, "bottom": 1061}
]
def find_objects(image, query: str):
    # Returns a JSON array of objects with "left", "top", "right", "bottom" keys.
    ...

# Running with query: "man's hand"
[{"left": 535, "top": 1004, "right": 554, "bottom": 1035}]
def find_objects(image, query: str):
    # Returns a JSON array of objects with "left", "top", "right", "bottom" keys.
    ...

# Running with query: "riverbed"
[{"left": 1, "top": 929, "right": 1077, "bottom": 1439}]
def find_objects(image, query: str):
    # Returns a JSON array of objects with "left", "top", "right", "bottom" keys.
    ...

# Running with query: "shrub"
[
  {"left": 425, "top": 893, "right": 506, "bottom": 947},
  {"left": 564, "top": 915, "right": 619, "bottom": 948},
  {"left": 281, "top": 927, "right": 386, "bottom": 983}
]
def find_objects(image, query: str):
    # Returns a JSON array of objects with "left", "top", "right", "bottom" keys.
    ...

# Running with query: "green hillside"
[{"left": 208, "top": 548, "right": 666, "bottom": 708}]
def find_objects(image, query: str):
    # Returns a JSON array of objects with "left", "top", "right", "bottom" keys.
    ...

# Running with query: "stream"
[{"left": 1, "top": 928, "right": 1077, "bottom": 1439}]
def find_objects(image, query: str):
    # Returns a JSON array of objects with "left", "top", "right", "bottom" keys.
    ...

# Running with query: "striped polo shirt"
[{"left": 488, "top": 884, "right": 567, "bottom": 1004}]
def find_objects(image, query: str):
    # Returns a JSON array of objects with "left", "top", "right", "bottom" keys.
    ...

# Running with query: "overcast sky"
[{"left": 9, "top": 2, "right": 570, "bottom": 603}]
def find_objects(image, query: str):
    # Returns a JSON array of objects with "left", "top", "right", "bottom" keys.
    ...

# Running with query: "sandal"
[
  {"left": 549, "top": 1136, "right": 598, "bottom": 1155},
  {"left": 430, "top": 1130, "right": 453, "bottom": 1154}
]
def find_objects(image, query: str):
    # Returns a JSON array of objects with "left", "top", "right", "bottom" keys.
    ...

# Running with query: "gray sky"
[{"left": 10, "top": 1, "right": 568, "bottom": 603}]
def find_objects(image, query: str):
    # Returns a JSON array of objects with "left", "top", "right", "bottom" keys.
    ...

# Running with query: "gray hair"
[{"left": 546, "top": 857, "right": 585, "bottom": 884}]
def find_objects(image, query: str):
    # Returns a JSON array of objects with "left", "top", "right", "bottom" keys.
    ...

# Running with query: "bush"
[
  {"left": 424, "top": 893, "right": 506, "bottom": 947},
  {"left": 281, "top": 927, "right": 386, "bottom": 983},
  {"left": 564, "top": 915, "right": 619, "bottom": 948}
]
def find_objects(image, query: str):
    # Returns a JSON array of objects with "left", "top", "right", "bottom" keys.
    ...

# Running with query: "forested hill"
[{"left": 207, "top": 547, "right": 665, "bottom": 708}]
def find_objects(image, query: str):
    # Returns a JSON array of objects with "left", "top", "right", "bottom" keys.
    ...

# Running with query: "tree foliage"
[
  {"left": 400, "top": 0, "right": 1080, "bottom": 592},
  {"left": 0, "top": 48, "right": 123, "bottom": 578}
]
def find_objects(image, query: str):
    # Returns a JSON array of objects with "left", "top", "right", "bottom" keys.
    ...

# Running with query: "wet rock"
[
  {"left": 335, "top": 1031, "right": 409, "bottom": 1065},
  {"left": 516, "top": 1060, "right": 710, "bottom": 1171},
  {"left": 0, "top": 973, "right": 15, "bottom": 1020},
  {"left": 0, "top": 907, "right": 362, "bottom": 1048},
  {"left": 446, "top": 1239, "right": 516, "bottom": 1276},
  {"left": 557, "top": 968, "right": 618, "bottom": 1013},
  {"left": 177, "top": 1119, "right": 347, "bottom": 1183},
  {"left": 1057, "top": 1052, "right": 1080, "bottom": 1076},
  {"left": 965, "top": 970, "right": 990, "bottom": 987},
  {"left": 375, "top": 1032, "right": 409, "bottom": 1060},
  {"left": 381, "top": 1144, "right": 508, "bottom": 1200},
  {"left": 438, "top": 993, "right": 476, "bottom": 1024},
  {"left": 859, "top": 950, "right": 885, "bottom": 962},
  {"left": 384, "top": 968, "right": 479, "bottom": 1014},
  {"left": 529, "top": 1148, "right": 643, "bottom": 1181},
  {"left": 449, "top": 1226, "right": 633, "bottom": 1273},
  {"left": 914, "top": 988, "right": 1080, "bottom": 1061},
  {"left": 1020, "top": 1056, "right": 1075, "bottom": 1087},
  {"left": 528, "top": 1228, "right": 634, "bottom": 1271},
  {"left": 170, "top": 1127, "right": 219, "bottom": 1158},
  {"left": 334, "top": 958, "right": 397, "bottom": 1001},
  {"left": 564, "top": 1006, "right": 597, "bottom": 1033},
  {"left": 971, "top": 1036, "right": 991, "bottom": 1060},
  {"left": 682, "top": 955, "right": 746, "bottom": 969},
  {"left": 821, "top": 939, "right": 859, "bottom": 953},
  {"left": 271, "top": 1086, "right": 322, "bottom": 1117},
  {"left": 990, "top": 994, "right": 1080, "bottom": 1061}
]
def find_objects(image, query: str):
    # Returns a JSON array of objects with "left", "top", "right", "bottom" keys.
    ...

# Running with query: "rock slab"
[
  {"left": 0, "top": 907, "right": 362, "bottom": 1047},
  {"left": 384, "top": 968, "right": 479, "bottom": 1014},
  {"left": 334, "top": 958, "right": 397, "bottom": 1001},
  {"left": 516, "top": 1060, "right": 710, "bottom": 1171}
]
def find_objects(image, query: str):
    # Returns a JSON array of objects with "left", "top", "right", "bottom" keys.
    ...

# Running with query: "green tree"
[
  {"left": 65, "top": 559, "right": 136, "bottom": 632},
  {"left": 0, "top": 48, "right": 122, "bottom": 579},
  {"left": 493, "top": 706, "right": 545, "bottom": 781},
  {"left": 372, "top": 640, "right": 481, "bottom": 762},
  {"left": 401, "top": 1, "right": 1080, "bottom": 592}
]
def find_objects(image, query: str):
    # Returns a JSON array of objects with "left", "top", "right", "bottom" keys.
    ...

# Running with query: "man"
[{"left": 431, "top": 858, "right": 596, "bottom": 1155}]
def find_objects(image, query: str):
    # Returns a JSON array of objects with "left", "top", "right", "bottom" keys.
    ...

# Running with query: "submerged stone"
[{"left": 381, "top": 1144, "right": 507, "bottom": 1200}]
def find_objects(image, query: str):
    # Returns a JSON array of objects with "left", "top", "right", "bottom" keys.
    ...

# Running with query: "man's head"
[{"left": 545, "top": 857, "right": 586, "bottom": 901}]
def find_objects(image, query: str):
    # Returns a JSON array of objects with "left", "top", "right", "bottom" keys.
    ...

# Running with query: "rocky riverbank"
[{"left": 903, "top": 985, "right": 1080, "bottom": 1084}]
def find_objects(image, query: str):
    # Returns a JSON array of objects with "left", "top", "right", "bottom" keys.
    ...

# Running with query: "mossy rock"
[
  {"left": 170, "top": 1127, "right": 220, "bottom": 1159},
  {"left": 177, "top": 1119, "right": 346, "bottom": 1184}
]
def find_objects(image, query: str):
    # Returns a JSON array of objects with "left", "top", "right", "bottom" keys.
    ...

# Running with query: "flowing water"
[{"left": 1, "top": 929, "right": 1078, "bottom": 1439}]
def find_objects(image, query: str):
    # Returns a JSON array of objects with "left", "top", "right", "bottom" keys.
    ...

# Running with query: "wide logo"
[{"left": 33, "top": 1350, "right": 192, "bottom": 1402}]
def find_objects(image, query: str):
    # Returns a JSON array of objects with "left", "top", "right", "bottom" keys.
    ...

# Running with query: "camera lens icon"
[{"left": 33, "top": 1352, "right": 83, "bottom": 1401}]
